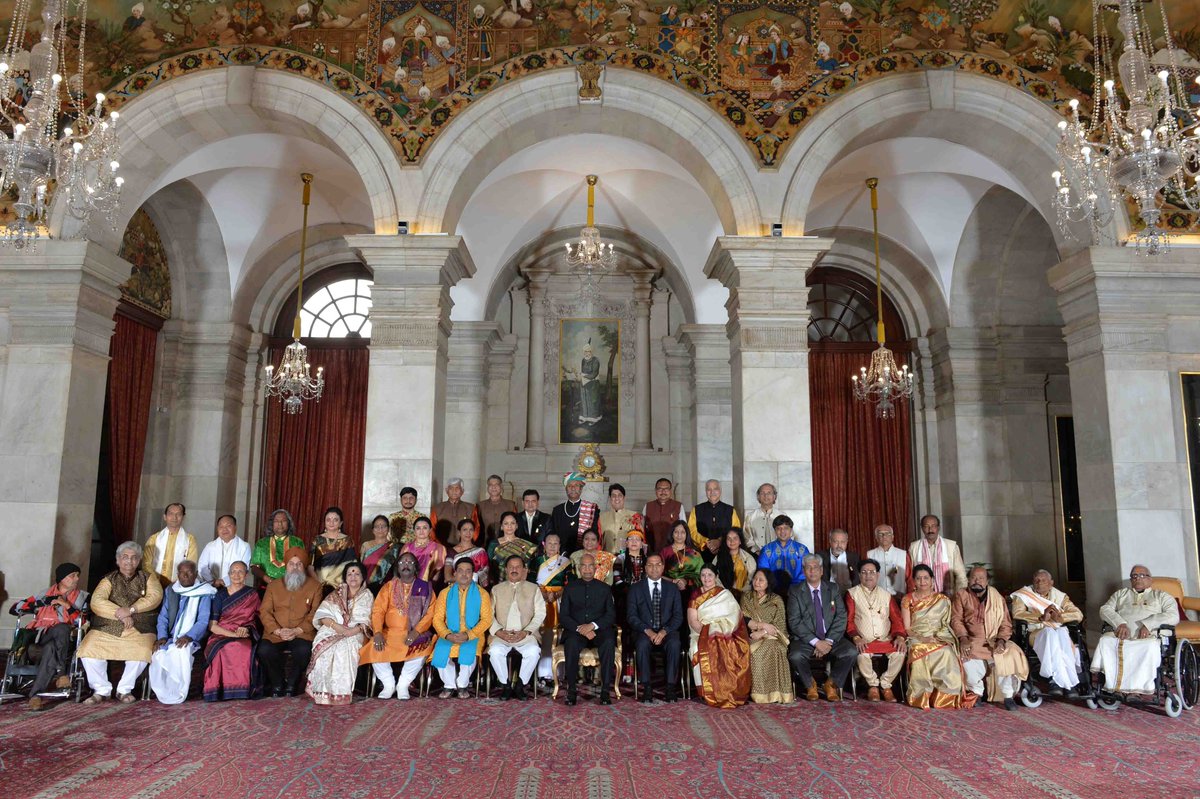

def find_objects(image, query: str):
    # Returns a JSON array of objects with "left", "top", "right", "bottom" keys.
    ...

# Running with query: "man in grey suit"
[{"left": 786, "top": 554, "right": 857, "bottom": 701}]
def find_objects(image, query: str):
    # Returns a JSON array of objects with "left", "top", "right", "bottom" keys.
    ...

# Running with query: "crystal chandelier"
[
  {"left": 264, "top": 173, "right": 324, "bottom": 415},
  {"left": 0, "top": 0, "right": 122, "bottom": 249},
  {"left": 851, "top": 178, "right": 913, "bottom": 419},
  {"left": 565, "top": 174, "right": 616, "bottom": 273},
  {"left": 1051, "top": 0, "right": 1200, "bottom": 255}
]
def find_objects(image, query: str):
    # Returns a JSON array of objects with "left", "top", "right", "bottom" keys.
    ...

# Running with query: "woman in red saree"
[
  {"left": 203, "top": 561, "right": 261, "bottom": 701},
  {"left": 687, "top": 564, "right": 752, "bottom": 708}
]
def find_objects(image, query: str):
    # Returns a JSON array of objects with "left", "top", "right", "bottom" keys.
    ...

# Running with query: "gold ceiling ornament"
[
  {"left": 851, "top": 177, "right": 913, "bottom": 420},
  {"left": 577, "top": 63, "right": 603, "bottom": 104},
  {"left": 264, "top": 172, "right": 325, "bottom": 415}
]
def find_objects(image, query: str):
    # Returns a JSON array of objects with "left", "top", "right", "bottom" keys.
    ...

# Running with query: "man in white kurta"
[
  {"left": 488, "top": 555, "right": 545, "bottom": 699},
  {"left": 1093, "top": 565, "right": 1180, "bottom": 694},
  {"left": 742, "top": 483, "right": 797, "bottom": 554},
  {"left": 149, "top": 560, "right": 216, "bottom": 704},
  {"left": 1010, "top": 569, "right": 1084, "bottom": 693},
  {"left": 866, "top": 523, "right": 907, "bottom": 596},
  {"left": 197, "top": 514, "right": 253, "bottom": 589},
  {"left": 142, "top": 502, "right": 199, "bottom": 588},
  {"left": 907, "top": 515, "right": 967, "bottom": 595}
]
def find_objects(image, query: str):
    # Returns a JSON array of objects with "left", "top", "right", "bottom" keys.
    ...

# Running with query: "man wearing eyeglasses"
[{"left": 1091, "top": 566, "right": 1180, "bottom": 694}]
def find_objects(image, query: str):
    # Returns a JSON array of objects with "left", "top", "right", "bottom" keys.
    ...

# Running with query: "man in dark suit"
[
  {"left": 516, "top": 489, "right": 552, "bottom": 544},
  {"left": 627, "top": 554, "right": 683, "bottom": 703},
  {"left": 786, "top": 554, "right": 857, "bottom": 702},
  {"left": 818, "top": 528, "right": 861, "bottom": 590},
  {"left": 559, "top": 552, "right": 616, "bottom": 705}
]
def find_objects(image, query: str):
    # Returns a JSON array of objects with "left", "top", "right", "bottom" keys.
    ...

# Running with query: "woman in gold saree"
[
  {"left": 902, "top": 563, "right": 968, "bottom": 709},
  {"left": 687, "top": 565, "right": 751, "bottom": 708},
  {"left": 739, "top": 569, "right": 793, "bottom": 704}
]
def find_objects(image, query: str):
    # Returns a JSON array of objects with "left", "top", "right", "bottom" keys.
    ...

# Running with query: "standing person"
[
  {"left": 598, "top": 484, "right": 643, "bottom": 555},
  {"left": 445, "top": 519, "right": 491, "bottom": 588},
  {"left": 740, "top": 570, "right": 793, "bottom": 704},
  {"left": 687, "top": 565, "right": 752, "bottom": 709},
  {"left": 627, "top": 554, "right": 683, "bottom": 703},
  {"left": 757, "top": 515, "right": 810, "bottom": 596},
  {"left": 306, "top": 562, "right": 373, "bottom": 705},
  {"left": 641, "top": 477, "right": 683, "bottom": 554},
  {"left": 389, "top": 487, "right": 424, "bottom": 544},
  {"left": 250, "top": 509, "right": 304, "bottom": 587},
  {"left": 257, "top": 548, "right": 323, "bottom": 697},
  {"left": 430, "top": 478, "right": 479, "bottom": 544},
  {"left": 431, "top": 558, "right": 493, "bottom": 698},
  {"left": 142, "top": 503, "right": 199, "bottom": 588},
  {"left": 361, "top": 515, "right": 399, "bottom": 590},
  {"left": 311, "top": 506, "right": 356, "bottom": 589},
  {"left": 9, "top": 562, "right": 87, "bottom": 710},
  {"left": 712, "top": 527, "right": 757, "bottom": 598},
  {"left": 559, "top": 553, "right": 617, "bottom": 706},
  {"left": 550, "top": 473, "right": 598, "bottom": 553},
  {"left": 907, "top": 515, "right": 967, "bottom": 595},
  {"left": 687, "top": 480, "right": 741, "bottom": 555},
  {"left": 203, "top": 561, "right": 261, "bottom": 702},
  {"left": 742, "top": 483, "right": 793, "bottom": 554},
  {"left": 360, "top": 553, "right": 436, "bottom": 701},
  {"left": 516, "top": 489, "right": 552, "bottom": 544},
  {"left": 818, "top": 529, "right": 861, "bottom": 590},
  {"left": 149, "top": 560, "right": 215, "bottom": 704},
  {"left": 488, "top": 556, "right": 545, "bottom": 699},
  {"left": 785, "top": 555, "right": 856, "bottom": 702},
  {"left": 488, "top": 511, "right": 539, "bottom": 582},
  {"left": 198, "top": 514, "right": 253, "bottom": 590},
  {"left": 401, "top": 516, "right": 447, "bottom": 587},
  {"left": 477, "top": 474, "right": 518, "bottom": 546},
  {"left": 902, "top": 564, "right": 967, "bottom": 709},
  {"left": 866, "top": 524, "right": 908, "bottom": 596}
]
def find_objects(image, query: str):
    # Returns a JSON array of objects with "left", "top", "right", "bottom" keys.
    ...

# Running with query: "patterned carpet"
[{"left": 1, "top": 691, "right": 1198, "bottom": 799}]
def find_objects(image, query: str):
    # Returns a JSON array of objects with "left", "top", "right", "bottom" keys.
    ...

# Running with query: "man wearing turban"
[{"left": 256, "top": 547, "right": 323, "bottom": 696}]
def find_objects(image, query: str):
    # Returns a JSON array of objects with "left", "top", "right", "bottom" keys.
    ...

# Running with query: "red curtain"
[
  {"left": 107, "top": 312, "right": 159, "bottom": 544},
  {"left": 809, "top": 347, "right": 913, "bottom": 556},
  {"left": 261, "top": 346, "right": 369, "bottom": 546}
]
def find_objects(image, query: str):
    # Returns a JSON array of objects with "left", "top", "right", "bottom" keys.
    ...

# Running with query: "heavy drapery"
[{"left": 106, "top": 310, "right": 160, "bottom": 544}]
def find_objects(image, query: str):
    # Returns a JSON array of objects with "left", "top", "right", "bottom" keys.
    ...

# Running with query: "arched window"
[
  {"left": 806, "top": 266, "right": 907, "bottom": 346},
  {"left": 300, "top": 278, "right": 372, "bottom": 338}
]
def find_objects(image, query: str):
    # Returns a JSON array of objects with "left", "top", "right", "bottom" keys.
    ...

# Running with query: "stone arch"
[{"left": 413, "top": 68, "right": 764, "bottom": 236}]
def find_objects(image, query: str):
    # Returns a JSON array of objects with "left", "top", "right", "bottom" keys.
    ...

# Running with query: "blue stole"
[{"left": 432, "top": 583, "right": 482, "bottom": 668}]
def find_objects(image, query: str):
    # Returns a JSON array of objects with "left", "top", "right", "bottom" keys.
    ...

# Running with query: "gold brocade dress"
[
  {"left": 739, "top": 591, "right": 793, "bottom": 704},
  {"left": 903, "top": 592, "right": 968, "bottom": 709}
]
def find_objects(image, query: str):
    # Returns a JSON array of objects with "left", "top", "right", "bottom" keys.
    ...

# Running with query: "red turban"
[{"left": 284, "top": 546, "right": 309, "bottom": 566}]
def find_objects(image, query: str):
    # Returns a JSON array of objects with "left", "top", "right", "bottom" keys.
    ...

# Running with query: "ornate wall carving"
[{"left": 117, "top": 207, "right": 172, "bottom": 319}]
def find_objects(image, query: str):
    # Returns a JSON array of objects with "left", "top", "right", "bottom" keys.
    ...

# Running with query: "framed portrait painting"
[{"left": 559, "top": 318, "right": 620, "bottom": 444}]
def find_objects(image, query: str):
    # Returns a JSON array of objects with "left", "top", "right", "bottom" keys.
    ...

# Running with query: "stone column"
[
  {"left": 662, "top": 334, "right": 696, "bottom": 498},
  {"left": 484, "top": 332, "right": 518, "bottom": 474},
  {"left": 1050, "top": 246, "right": 1200, "bottom": 617},
  {"left": 0, "top": 241, "right": 130, "bottom": 628},
  {"left": 523, "top": 266, "right": 552, "bottom": 451},
  {"left": 676, "top": 324, "right": 733, "bottom": 509},
  {"left": 347, "top": 234, "right": 474, "bottom": 525},
  {"left": 631, "top": 269, "right": 654, "bottom": 451},
  {"left": 704, "top": 236, "right": 832, "bottom": 543},
  {"left": 444, "top": 322, "right": 503, "bottom": 497}
]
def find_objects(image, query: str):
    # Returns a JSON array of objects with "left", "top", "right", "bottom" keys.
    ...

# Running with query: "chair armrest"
[{"left": 1182, "top": 596, "right": 1200, "bottom": 613}]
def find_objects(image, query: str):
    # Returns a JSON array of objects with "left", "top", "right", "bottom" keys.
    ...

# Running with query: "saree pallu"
[
  {"left": 739, "top": 592, "right": 793, "bottom": 704},
  {"left": 489, "top": 537, "right": 539, "bottom": 578},
  {"left": 313, "top": 536, "right": 356, "bottom": 588},
  {"left": 361, "top": 541, "right": 397, "bottom": 589},
  {"left": 449, "top": 546, "right": 490, "bottom": 584},
  {"left": 306, "top": 588, "right": 374, "bottom": 705},
  {"left": 904, "top": 593, "right": 969, "bottom": 709},
  {"left": 535, "top": 555, "right": 572, "bottom": 631},
  {"left": 203, "top": 587, "right": 262, "bottom": 701},
  {"left": 689, "top": 588, "right": 752, "bottom": 709},
  {"left": 403, "top": 540, "right": 447, "bottom": 586}
]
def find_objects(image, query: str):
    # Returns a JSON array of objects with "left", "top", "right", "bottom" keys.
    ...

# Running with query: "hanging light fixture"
[
  {"left": 851, "top": 177, "right": 913, "bottom": 419},
  {"left": 264, "top": 173, "right": 325, "bottom": 415},
  {"left": 1051, "top": 0, "right": 1200, "bottom": 255},
  {"left": 0, "top": 0, "right": 122, "bottom": 249},
  {"left": 565, "top": 174, "right": 616, "bottom": 272}
]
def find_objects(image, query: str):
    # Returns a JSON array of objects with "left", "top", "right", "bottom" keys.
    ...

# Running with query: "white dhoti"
[
  {"left": 1031, "top": 627, "right": 1080, "bottom": 690},
  {"left": 963, "top": 659, "right": 1019, "bottom": 699},
  {"left": 489, "top": 636, "right": 541, "bottom": 685},
  {"left": 149, "top": 643, "right": 198, "bottom": 704},
  {"left": 1092, "top": 635, "right": 1162, "bottom": 694}
]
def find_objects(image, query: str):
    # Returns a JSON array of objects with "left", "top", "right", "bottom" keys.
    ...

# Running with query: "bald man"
[{"left": 1010, "top": 569, "right": 1084, "bottom": 695}]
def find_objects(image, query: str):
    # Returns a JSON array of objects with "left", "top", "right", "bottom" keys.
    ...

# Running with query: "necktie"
[
  {"left": 651, "top": 583, "right": 661, "bottom": 630},
  {"left": 813, "top": 587, "right": 826, "bottom": 639}
]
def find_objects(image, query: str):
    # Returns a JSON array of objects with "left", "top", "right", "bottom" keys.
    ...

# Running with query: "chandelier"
[
  {"left": 0, "top": 0, "right": 122, "bottom": 249},
  {"left": 264, "top": 173, "right": 324, "bottom": 415},
  {"left": 851, "top": 177, "right": 913, "bottom": 419},
  {"left": 565, "top": 174, "right": 616, "bottom": 273},
  {"left": 1051, "top": 0, "right": 1200, "bottom": 255}
]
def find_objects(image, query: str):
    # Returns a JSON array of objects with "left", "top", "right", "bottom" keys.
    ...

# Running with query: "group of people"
[{"left": 8, "top": 477, "right": 1185, "bottom": 712}]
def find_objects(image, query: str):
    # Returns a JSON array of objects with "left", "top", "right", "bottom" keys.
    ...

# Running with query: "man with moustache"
[
  {"left": 361, "top": 552, "right": 436, "bottom": 700},
  {"left": 257, "top": 548, "right": 323, "bottom": 697},
  {"left": 951, "top": 566, "right": 1028, "bottom": 710}
]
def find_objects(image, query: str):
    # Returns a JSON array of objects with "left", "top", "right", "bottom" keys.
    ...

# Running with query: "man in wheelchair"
[
  {"left": 6, "top": 563, "right": 88, "bottom": 710},
  {"left": 1010, "top": 569, "right": 1085, "bottom": 696},
  {"left": 1093, "top": 565, "right": 1179, "bottom": 695}
]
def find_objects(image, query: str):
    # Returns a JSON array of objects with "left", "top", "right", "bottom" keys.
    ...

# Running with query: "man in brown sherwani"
[
  {"left": 951, "top": 566, "right": 1028, "bottom": 710},
  {"left": 431, "top": 478, "right": 480, "bottom": 543},
  {"left": 641, "top": 477, "right": 683, "bottom": 554},
  {"left": 257, "top": 547, "right": 323, "bottom": 696}
]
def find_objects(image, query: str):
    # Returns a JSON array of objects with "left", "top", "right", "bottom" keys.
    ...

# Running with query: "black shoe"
[
  {"left": 639, "top": 685, "right": 653, "bottom": 704},
  {"left": 565, "top": 693, "right": 578, "bottom": 706},
  {"left": 270, "top": 688, "right": 283, "bottom": 698},
  {"left": 1065, "top": 684, "right": 1080, "bottom": 699},
  {"left": 1003, "top": 698, "right": 1018, "bottom": 711},
  {"left": 1049, "top": 686, "right": 1065, "bottom": 697},
  {"left": 665, "top": 688, "right": 679, "bottom": 703},
  {"left": 284, "top": 687, "right": 296, "bottom": 698},
  {"left": 640, "top": 695, "right": 653, "bottom": 704},
  {"left": 511, "top": 683, "right": 527, "bottom": 700},
  {"left": 498, "top": 686, "right": 510, "bottom": 701},
  {"left": 600, "top": 694, "right": 612, "bottom": 706}
]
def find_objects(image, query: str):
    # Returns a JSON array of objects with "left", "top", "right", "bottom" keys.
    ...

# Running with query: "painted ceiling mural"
[{"left": 1, "top": 2, "right": 1198, "bottom": 186}]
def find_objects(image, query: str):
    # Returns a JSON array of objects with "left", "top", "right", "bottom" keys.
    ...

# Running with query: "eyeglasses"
[{"left": 1129, "top": 573, "right": 1152, "bottom": 580}]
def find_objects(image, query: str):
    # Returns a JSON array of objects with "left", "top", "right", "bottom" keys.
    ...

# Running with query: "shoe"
[
  {"left": 270, "top": 688, "right": 284, "bottom": 698},
  {"left": 397, "top": 692, "right": 411, "bottom": 701},
  {"left": 53, "top": 675, "right": 72, "bottom": 690},
  {"left": 283, "top": 687, "right": 296, "bottom": 698},
  {"left": 498, "top": 686, "right": 511, "bottom": 701},
  {"left": 599, "top": 694, "right": 612, "bottom": 706},
  {"left": 866, "top": 686, "right": 881, "bottom": 701},
  {"left": 437, "top": 689, "right": 454, "bottom": 699},
  {"left": 565, "top": 693, "right": 578, "bottom": 706},
  {"left": 1003, "top": 698, "right": 1018, "bottom": 711},
  {"left": 28, "top": 696, "right": 48, "bottom": 711},
  {"left": 881, "top": 688, "right": 896, "bottom": 702},
  {"left": 1049, "top": 686, "right": 1065, "bottom": 698},
  {"left": 1065, "top": 684, "right": 1080, "bottom": 699},
  {"left": 511, "top": 683, "right": 527, "bottom": 700},
  {"left": 664, "top": 688, "right": 679, "bottom": 703},
  {"left": 804, "top": 684, "right": 819, "bottom": 701},
  {"left": 823, "top": 680, "right": 840, "bottom": 702}
]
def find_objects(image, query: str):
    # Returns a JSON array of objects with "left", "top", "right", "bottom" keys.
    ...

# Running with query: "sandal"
[
  {"left": 437, "top": 689, "right": 453, "bottom": 699},
  {"left": 117, "top": 693, "right": 137, "bottom": 704},
  {"left": 83, "top": 694, "right": 109, "bottom": 705},
  {"left": 456, "top": 689, "right": 472, "bottom": 699}
]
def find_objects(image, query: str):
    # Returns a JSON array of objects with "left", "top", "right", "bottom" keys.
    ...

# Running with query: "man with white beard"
[{"left": 257, "top": 548, "right": 323, "bottom": 697}]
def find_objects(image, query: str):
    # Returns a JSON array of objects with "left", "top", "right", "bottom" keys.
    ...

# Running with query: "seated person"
[
  {"left": 432, "top": 557, "right": 493, "bottom": 698},
  {"left": 79, "top": 542, "right": 164, "bottom": 704},
  {"left": 740, "top": 570, "right": 794, "bottom": 704},
  {"left": 257, "top": 548, "right": 323, "bottom": 697},
  {"left": 902, "top": 564, "right": 966, "bottom": 709},
  {"left": 149, "top": 559, "right": 215, "bottom": 704},
  {"left": 1010, "top": 569, "right": 1084, "bottom": 695},
  {"left": 570, "top": 529, "right": 615, "bottom": 585},
  {"left": 845, "top": 558, "right": 906, "bottom": 702},
  {"left": 1092, "top": 565, "right": 1180, "bottom": 695},
  {"left": 9, "top": 562, "right": 87, "bottom": 710},
  {"left": 785, "top": 554, "right": 856, "bottom": 702},
  {"left": 628, "top": 554, "right": 683, "bottom": 703},
  {"left": 559, "top": 553, "right": 617, "bottom": 706},
  {"left": 361, "top": 552, "right": 437, "bottom": 700},
  {"left": 203, "top": 560, "right": 261, "bottom": 701},
  {"left": 951, "top": 566, "right": 1028, "bottom": 710},
  {"left": 688, "top": 565, "right": 751, "bottom": 709},
  {"left": 488, "top": 555, "right": 545, "bottom": 699},
  {"left": 306, "top": 562, "right": 373, "bottom": 705}
]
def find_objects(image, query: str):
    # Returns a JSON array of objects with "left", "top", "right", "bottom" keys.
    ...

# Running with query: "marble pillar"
[
  {"left": 662, "top": 334, "right": 696, "bottom": 501},
  {"left": 523, "top": 267, "right": 552, "bottom": 451},
  {"left": 347, "top": 234, "right": 474, "bottom": 526},
  {"left": 444, "top": 322, "right": 504, "bottom": 498},
  {"left": 0, "top": 241, "right": 130, "bottom": 629},
  {"left": 483, "top": 332, "right": 518, "bottom": 474},
  {"left": 1050, "top": 246, "right": 1200, "bottom": 617},
  {"left": 704, "top": 236, "right": 831, "bottom": 545},
  {"left": 632, "top": 269, "right": 654, "bottom": 451},
  {"left": 676, "top": 324, "right": 732, "bottom": 510}
]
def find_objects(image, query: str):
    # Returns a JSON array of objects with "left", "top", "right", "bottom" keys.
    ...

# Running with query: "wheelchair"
[
  {"left": 1, "top": 612, "right": 88, "bottom": 705},
  {"left": 1011, "top": 619, "right": 1094, "bottom": 708},
  {"left": 1085, "top": 624, "right": 1198, "bottom": 719}
]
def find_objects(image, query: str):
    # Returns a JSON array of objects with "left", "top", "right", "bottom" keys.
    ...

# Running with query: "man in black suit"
[
  {"left": 559, "top": 552, "right": 616, "bottom": 705},
  {"left": 818, "top": 528, "right": 861, "bottom": 590},
  {"left": 627, "top": 554, "right": 683, "bottom": 703},
  {"left": 516, "top": 489, "right": 551, "bottom": 544},
  {"left": 786, "top": 554, "right": 857, "bottom": 702}
]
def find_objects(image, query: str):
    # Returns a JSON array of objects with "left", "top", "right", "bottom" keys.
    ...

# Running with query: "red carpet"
[{"left": 1, "top": 694, "right": 1197, "bottom": 798}]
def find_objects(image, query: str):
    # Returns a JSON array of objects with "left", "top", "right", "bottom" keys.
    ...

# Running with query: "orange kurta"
[{"left": 359, "top": 578, "right": 436, "bottom": 664}]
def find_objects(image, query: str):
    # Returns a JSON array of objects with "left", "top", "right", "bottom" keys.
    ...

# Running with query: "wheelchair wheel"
[
  {"left": 1085, "top": 697, "right": 1099, "bottom": 709},
  {"left": 1096, "top": 695, "right": 1122, "bottom": 711},
  {"left": 1165, "top": 691, "right": 1184, "bottom": 719},
  {"left": 1019, "top": 683, "right": 1043, "bottom": 708},
  {"left": 1174, "top": 639, "right": 1199, "bottom": 709}
]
